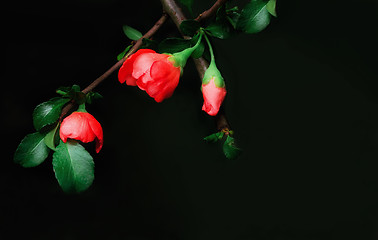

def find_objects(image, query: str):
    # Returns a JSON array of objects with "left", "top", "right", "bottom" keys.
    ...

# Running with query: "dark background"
[{"left": 3, "top": 0, "right": 378, "bottom": 239}]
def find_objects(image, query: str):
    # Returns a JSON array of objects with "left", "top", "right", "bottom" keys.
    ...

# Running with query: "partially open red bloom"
[
  {"left": 202, "top": 77, "right": 227, "bottom": 116},
  {"left": 60, "top": 112, "right": 103, "bottom": 153},
  {"left": 118, "top": 49, "right": 181, "bottom": 102}
]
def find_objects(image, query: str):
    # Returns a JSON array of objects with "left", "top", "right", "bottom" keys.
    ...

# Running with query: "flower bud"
[{"left": 201, "top": 63, "right": 226, "bottom": 116}]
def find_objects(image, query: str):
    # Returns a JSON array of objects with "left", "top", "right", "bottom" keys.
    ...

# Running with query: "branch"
[
  {"left": 60, "top": 13, "right": 168, "bottom": 118},
  {"left": 82, "top": 13, "right": 168, "bottom": 94},
  {"left": 195, "top": 0, "right": 229, "bottom": 22},
  {"left": 160, "top": 0, "right": 232, "bottom": 133}
]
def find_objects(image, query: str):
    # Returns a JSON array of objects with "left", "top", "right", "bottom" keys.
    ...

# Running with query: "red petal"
[
  {"left": 132, "top": 52, "right": 167, "bottom": 80},
  {"left": 147, "top": 59, "right": 180, "bottom": 102},
  {"left": 86, "top": 114, "right": 103, "bottom": 153},
  {"left": 118, "top": 49, "right": 155, "bottom": 85},
  {"left": 201, "top": 78, "right": 226, "bottom": 116}
]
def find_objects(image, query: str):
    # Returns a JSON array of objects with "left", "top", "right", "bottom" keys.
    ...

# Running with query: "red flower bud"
[
  {"left": 202, "top": 77, "right": 227, "bottom": 116},
  {"left": 118, "top": 49, "right": 181, "bottom": 102},
  {"left": 60, "top": 112, "right": 103, "bottom": 153}
]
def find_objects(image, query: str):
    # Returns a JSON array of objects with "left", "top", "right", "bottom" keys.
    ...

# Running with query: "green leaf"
[
  {"left": 140, "top": 38, "right": 158, "bottom": 49},
  {"left": 33, "top": 97, "right": 70, "bottom": 131},
  {"left": 44, "top": 123, "right": 60, "bottom": 151},
  {"left": 159, "top": 38, "right": 191, "bottom": 54},
  {"left": 266, "top": 0, "right": 277, "bottom": 17},
  {"left": 237, "top": 0, "right": 271, "bottom": 34},
  {"left": 223, "top": 135, "right": 242, "bottom": 159},
  {"left": 85, "top": 91, "right": 103, "bottom": 104},
  {"left": 159, "top": 33, "right": 204, "bottom": 58},
  {"left": 122, "top": 25, "right": 143, "bottom": 41},
  {"left": 117, "top": 44, "right": 132, "bottom": 61},
  {"left": 14, "top": 132, "right": 50, "bottom": 167},
  {"left": 204, "top": 132, "right": 224, "bottom": 143},
  {"left": 52, "top": 140, "right": 95, "bottom": 193},
  {"left": 180, "top": 19, "right": 200, "bottom": 37},
  {"left": 177, "top": 0, "right": 194, "bottom": 15},
  {"left": 206, "top": 23, "right": 232, "bottom": 39}
]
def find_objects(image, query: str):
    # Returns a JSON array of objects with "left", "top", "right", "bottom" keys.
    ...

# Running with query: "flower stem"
[
  {"left": 77, "top": 103, "right": 87, "bottom": 112},
  {"left": 171, "top": 31, "right": 203, "bottom": 68},
  {"left": 203, "top": 33, "right": 216, "bottom": 68}
]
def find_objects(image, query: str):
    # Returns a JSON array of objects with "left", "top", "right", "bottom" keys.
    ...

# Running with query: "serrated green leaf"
[
  {"left": 180, "top": 20, "right": 200, "bottom": 37},
  {"left": 237, "top": 0, "right": 271, "bottom": 34},
  {"left": 266, "top": 0, "right": 277, "bottom": 17},
  {"left": 122, "top": 25, "right": 143, "bottom": 41},
  {"left": 44, "top": 123, "right": 59, "bottom": 151},
  {"left": 14, "top": 132, "right": 50, "bottom": 167},
  {"left": 223, "top": 135, "right": 242, "bottom": 159},
  {"left": 52, "top": 140, "right": 94, "bottom": 193},
  {"left": 117, "top": 44, "right": 132, "bottom": 61},
  {"left": 33, "top": 97, "right": 70, "bottom": 131}
]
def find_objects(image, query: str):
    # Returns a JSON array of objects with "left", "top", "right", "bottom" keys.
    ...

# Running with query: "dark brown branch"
[
  {"left": 60, "top": 13, "right": 168, "bottom": 119},
  {"left": 160, "top": 0, "right": 232, "bottom": 133},
  {"left": 195, "top": 0, "right": 229, "bottom": 22}
]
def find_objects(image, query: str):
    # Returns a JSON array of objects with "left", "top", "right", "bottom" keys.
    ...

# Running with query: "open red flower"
[
  {"left": 118, "top": 49, "right": 181, "bottom": 102},
  {"left": 60, "top": 112, "right": 103, "bottom": 153}
]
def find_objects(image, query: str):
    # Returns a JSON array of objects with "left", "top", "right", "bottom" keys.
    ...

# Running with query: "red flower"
[
  {"left": 60, "top": 112, "right": 103, "bottom": 153},
  {"left": 118, "top": 49, "right": 181, "bottom": 102},
  {"left": 202, "top": 77, "right": 227, "bottom": 116}
]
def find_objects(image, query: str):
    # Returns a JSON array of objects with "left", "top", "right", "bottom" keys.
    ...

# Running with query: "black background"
[{"left": 3, "top": 0, "right": 378, "bottom": 239}]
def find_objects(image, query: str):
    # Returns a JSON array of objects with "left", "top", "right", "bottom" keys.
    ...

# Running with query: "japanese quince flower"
[
  {"left": 118, "top": 49, "right": 181, "bottom": 102},
  {"left": 201, "top": 62, "right": 227, "bottom": 116},
  {"left": 118, "top": 33, "right": 202, "bottom": 102},
  {"left": 60, "top": 111, "right": 103, "bottom": 153}
]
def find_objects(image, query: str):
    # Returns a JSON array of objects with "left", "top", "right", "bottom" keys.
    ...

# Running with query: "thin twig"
[
  {"left": 195, "top": 0, "right": 229, "bottom": 22},
  {"left": 82, "top": 13, "right": 168, "bottom": 94},
  {"left": 60, "top": 13, "right": 168, "bottom": 118}
]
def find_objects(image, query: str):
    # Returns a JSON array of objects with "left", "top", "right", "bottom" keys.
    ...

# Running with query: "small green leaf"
[
  {"left": 140, "top": 38, "right": 158, "bottom": 49},
  {"left": 223, "top": 135, "right": 242, "bottom": 159},
  {"left": 237, "top": 0, "right": 271, "bottom": 34},
  {"left": 180, "top": 20, "right": 201, "bottom": 37},
  {"left": 122, "top": 25, "right": 143, "bottom": 41},
  {"left": 204, "top": 132, "right": 224, "bottom": 143},
  {"left": 266, "top": 0, "right": 277, "bottom": 17},
  {"left": 52, "top": 140, "right": 95, "bottom": 193},
  {"left": 14, "top": 132, "right": 50, "bottom": 167},
  {"left": 44, "top": 123, "right": 60, "bottom": 151},
  {"left": 117, "top": 44, "right": 132, "bottom": 61},
  {"left": 33, "top": 97, "right": 70, "bottom": 131},
  {"left": 86, "top": 91, "right": 103, "bottom": 104}
]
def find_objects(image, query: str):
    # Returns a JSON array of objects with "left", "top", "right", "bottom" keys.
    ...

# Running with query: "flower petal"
[
  {"left": 147, "top": 60, "right": 181, "bottom": 102},
  {"left": 201, "top": 78, "right": 227, "bottom": 116},
  {"left": 118, "top": 49, "right": 155, "bottom": 85}
]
